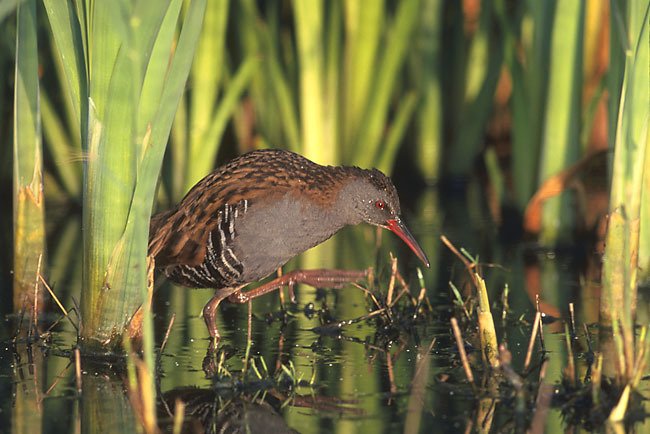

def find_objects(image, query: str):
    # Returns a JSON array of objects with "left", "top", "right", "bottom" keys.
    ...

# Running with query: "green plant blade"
[{"left": 13, "top": 0, "right": 45, "bottom": 312}]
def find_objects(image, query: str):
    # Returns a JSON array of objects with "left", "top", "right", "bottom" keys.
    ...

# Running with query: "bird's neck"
[{"left": 330, "top": 174, "right": 371, "bottom": 226}]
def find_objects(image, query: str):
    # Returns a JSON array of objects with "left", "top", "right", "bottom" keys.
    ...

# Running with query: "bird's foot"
[
  {"left": 201, "top": 287, "right": 242, "bottom": 350},
  {"left": 202, "top": 342, "right": 231, "bottom": 377}
]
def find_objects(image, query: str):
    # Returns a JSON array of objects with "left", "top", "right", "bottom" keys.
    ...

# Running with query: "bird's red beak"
[{"left": 385, "top": 218, "right": 430, "bottom": 268}]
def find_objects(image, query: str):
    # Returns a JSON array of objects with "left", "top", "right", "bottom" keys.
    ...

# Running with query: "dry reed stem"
[
  {"left": 395, "top": 268, "right": 409, "bottom": 292},
  {"left": 160, "top": 313, "right": 176, "bottom": 353},
  {"left": 529, "top": 381, "right": 553, "bottom": 434},
  {"left": 390, "top": 287, "right": 410, "bottom": 306},
  {"left": 535, "top": 296, "right": 546, "bottom": 352},
  {"left": 38, "top": 273, "right": 80, "bottom": 333},
  {"left": 451, "top": 317, "right": 475, "bottom": 386},
  {"left": 247, "top": 300, "right": 253, "bottom": 344},
  {"left": 441, "top": 235, "right": 477, "bottom": 287},
  {"left": 524, "top": 311, "right": 542, "bottom": 371},
  {"left": 386, "top": 253, "right": 398, "bottom": 306},
  {"left": 403, "top": 337, "right": 436, "bottom": 434},
  {"left": 135, "top": 360, "right": 158, "bottom": 434},
  {"left": 74, "top": 347, "right": 82, "bottom": 393},
  {"left": 385, "top": 353, "right": 397, "bottom": 396},
  {"left": 498, "top": 344, "right": 523, "bottom": 389},
  {"left": 592, "top": 353, "right": 602, "bottom": 406},
  {"left": 38, "top": 274, "right": 67, "bottom": 316},
  {"left": 475, "top": 274, "right": 499, "bottom": 369},
  {"left": 563, "top": 323, "right": 576, "bottom": 386},
  {"left": 32, "top": 254, "right": 42, "bottom": 333},
  {"left": 276, "top": 267, "right": 286, "bottom": 307},
  {"left": 172, "top": 399, "right": 185, "bottom": 434},
  {"left": 478, "top": 398, "right": 496, "bottom": 432},
  {"left": 43, "top": 361, "right": 72, "bottom": 398},
  {"left": 609, "top": 384, "right": 631, "bottom": 422}
]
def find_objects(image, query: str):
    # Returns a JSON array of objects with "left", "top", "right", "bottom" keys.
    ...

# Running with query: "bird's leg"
[
  {"left": 202, "top": 286, "right": 242, "bottom": 348},
  {"left": 227, "top": 269, "right": 370, "bottom": 305}
]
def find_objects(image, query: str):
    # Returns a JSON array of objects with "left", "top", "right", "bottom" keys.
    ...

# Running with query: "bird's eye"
[{"left": 374, "top": 200, "right": 385, "bottom": 210}]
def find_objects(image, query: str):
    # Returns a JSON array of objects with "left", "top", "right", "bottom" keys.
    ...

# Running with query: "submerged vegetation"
[{"left": 2, "top": 0, "right": 650, "bottom": 432}]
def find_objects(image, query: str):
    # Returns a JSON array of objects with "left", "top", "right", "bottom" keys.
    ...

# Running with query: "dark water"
[{"left": 2, "top": 186, "right": 650, "bottom": 433}]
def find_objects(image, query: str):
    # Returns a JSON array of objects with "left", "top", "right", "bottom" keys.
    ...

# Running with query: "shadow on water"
[{"left": 3, "top": 181, "right": 650, "bottom": 433}]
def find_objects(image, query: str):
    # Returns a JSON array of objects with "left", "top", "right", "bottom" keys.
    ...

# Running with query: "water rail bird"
[{"left": 149, "top": 149, "right": 429, "bottom": 341}]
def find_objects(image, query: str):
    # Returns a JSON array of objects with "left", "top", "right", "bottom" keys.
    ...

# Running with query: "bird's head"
[{"left": 339, "top": 168, "right": 430, "bottom": 268}]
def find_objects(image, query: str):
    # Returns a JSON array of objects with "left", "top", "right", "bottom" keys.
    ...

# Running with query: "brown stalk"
[
  {"left": 536, "top": 296, "right": 546, "bottom": 352},
  {"left": 524, "top": 311, "right": 542, "bottom": 371},
  {"left": 498, "top": 344, "right": 523, "bottom": 389},
  {"left": 38, "top": 273, "right": 79, "bottom": 332},
  {"left": 569, "top": 303, "right": 576, "bottom": 337},
  {"left": 32, "top": 254, "right": 42, "bottom": 334},
  {"left": 451, "top": 317, "right": 475, "bottom": 386},
  {"left": 42, "top": 362, "right": 71, "bottom": 398},
  {"left": 160, "top": 313, "right": 176, "bottom": 353},
  {"left": 74, "top": 347, "right": 82, "bottom": 393},
  {"left": 386, "top": 253, "right": 398, "bottom": 306},
  {"left": 528, "top": 383, "right": 553, "bottom": 434},
  {"left": 172, "top": 399, "right": 186, "bottom": 434},
  {"left": 385, "top": 353, "right": 397, "bottom": 396},
  {"left": 563, "top": 323, "right": 576, "bottom": 387},
  {"left": 441, "top": 235, "right": 477, "bottom": 287},
  {"left": 403, "top": 337, "right": 436, "bottom": 434}
]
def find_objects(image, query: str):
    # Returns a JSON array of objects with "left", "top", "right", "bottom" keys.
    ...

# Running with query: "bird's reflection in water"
[
  {"left": 158, "top": 387, "right": 297, "bottom": 434},
  {"left": 158, "top": 386, "right": 361, "bottom": 434}
]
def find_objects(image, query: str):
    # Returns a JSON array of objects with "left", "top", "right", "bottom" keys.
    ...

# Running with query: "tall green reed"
[
  {"left": 166, "top": 0, "right": 256, "bottom": 202},
  {"left": 601, "top": 0, "right": 649, "bottom": 383},
  {"left": 43, "top": 0, "right": 206, "bottom": 351},
  {"left": 13, "top": 0, "right": 45, "bottom": 313},
  {"left": 499, "top": 0, "right": 553, "bottom": 211},
  {"left": 536, "top": 1, "right": 584, "bottom": 245},
  {"left": 414, "top": 0, "right": 443, "bottom": 184},
  {"left": 236, "top": 0, "right": 420, "bottom": 172}
]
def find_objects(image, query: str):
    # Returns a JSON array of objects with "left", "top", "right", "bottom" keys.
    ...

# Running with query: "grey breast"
[{"left": 233, "top": 193, "right": 345, "bottom": 282}]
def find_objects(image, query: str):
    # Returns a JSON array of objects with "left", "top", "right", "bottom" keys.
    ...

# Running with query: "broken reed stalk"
[
  {"left": 440, "top": 235, "right": 477, "bottom": 286},
  {"left": 451, "top": 317, "right": 475, "bottom": 386},
  {"left": 501, "top": 284, "right": 510, "bottom": 321},
  {"left": 441, "top": 236, "right": 499, "bottom": 369},
  {"left": 32, "top": 254, "right": 42, "bottom": 333},
  {"left": 160, "top": 313, "right": 176, "bottom": 354},
  {"left": 609, "top": 385, "right": 631, "bottom": 423},
  {"left": 172, "top": 400, "right": 185, "bottom": 434},
  {"left": 563, "top": 323, "right": 576, "bottom": 387},
  {"left": 569, "top": 303, "right": 576, "bottom": 337},
  {"left": 475, "top": 273, "right": 499, "bottom": 369},
  {"left": 38, "top": 273, "right": 79, "bottom": 332},
  {"left": 498, "top": 345, "right": 526, "bottom": 431},
  {"left": 124, "top": 335, "right": 157, "bottom": 434},
  {"left": 631, "top": 326, "right": 649, "bottom": 388},
  {"left": 592, "top": 353, "right": 603, "bottom": 406},
  {"left": 385, "top": 354, "right": 397, "bottom": 395},
  {"left": 529, "top": 359, "right": 552, "bottom": 434},
  {"left": 243, "top": 300, "right": 253, "bottom": 373},
  {"left": 74, "top": 348, "right": 82, "bottom": 393},
  {"left": 535, "top": 296, "right": 546, "bottom": 352},
  {"left": 386, "top": 253, "right": 398, "bottom": 306},
  {"left": 524, "top": 311, "right": 542, "bottom": 371},
  {"left": 403, "top": 337, "right": 436, "bottom": 434},
  {"left": 411, "top": 268, "right": 431, "bottom": 320}
]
